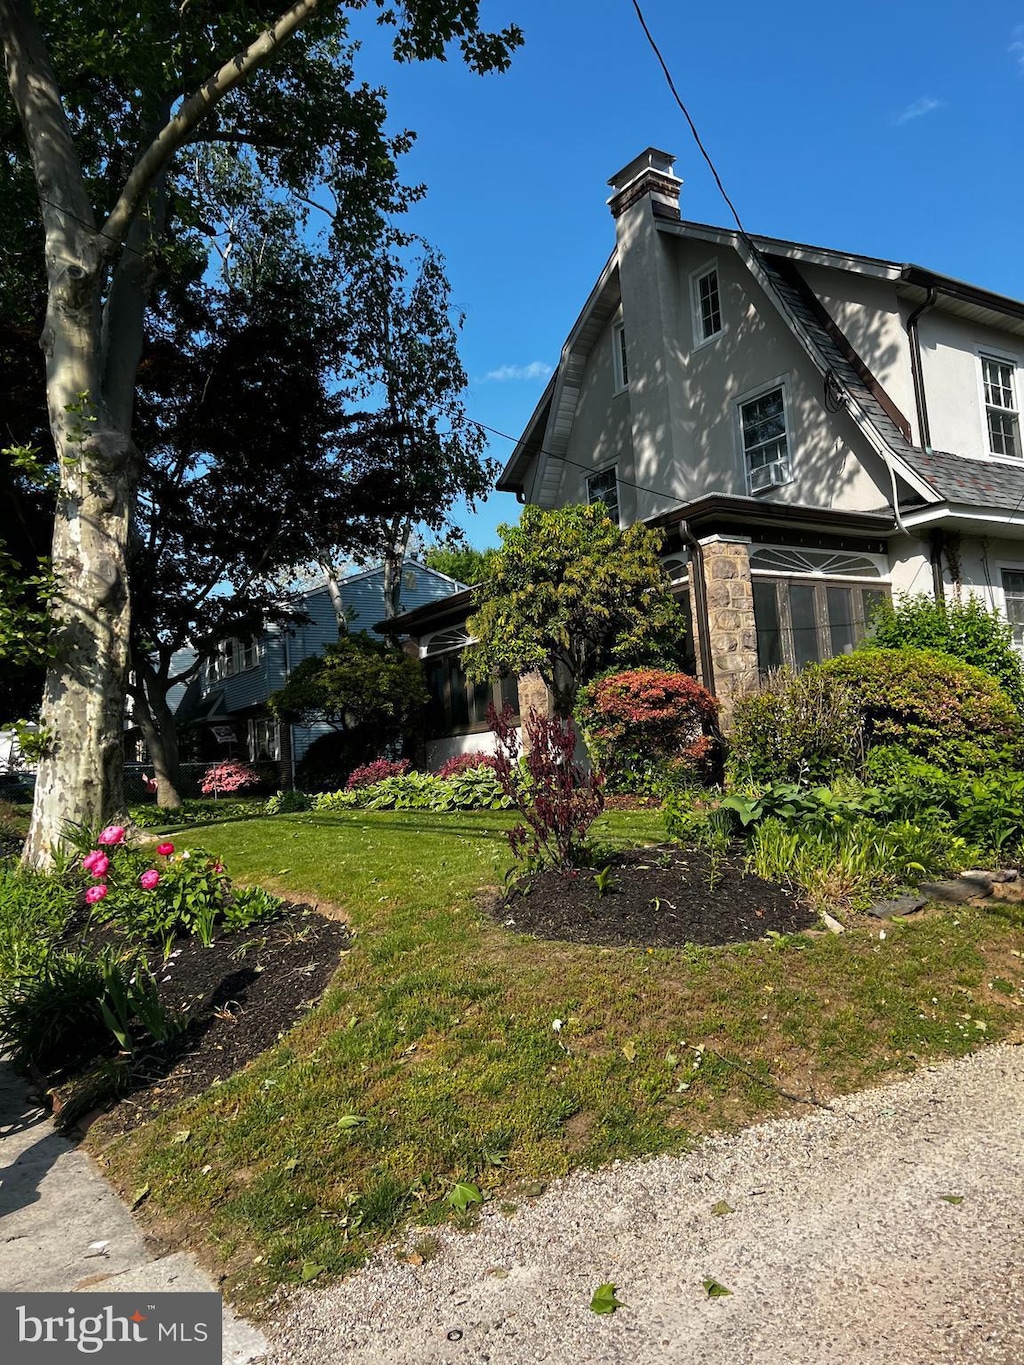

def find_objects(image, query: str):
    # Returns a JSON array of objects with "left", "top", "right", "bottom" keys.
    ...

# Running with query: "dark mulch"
[
  {"left": 54, "top": 904, "right": 351, "bottom": 1138},
  {"left": 496, "top": 844, "right": 817, "bottom": 949}
]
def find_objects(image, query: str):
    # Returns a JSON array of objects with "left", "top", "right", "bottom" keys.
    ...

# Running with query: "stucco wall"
[
  {"left": 918, "top": 309, "right": 1024, "bottom": 459},
  {"left": 552, "top": 199, "right": 895, "bottom": 525},
  {"left": 800, "top": 264, "right": 917, "bottom": 437}
]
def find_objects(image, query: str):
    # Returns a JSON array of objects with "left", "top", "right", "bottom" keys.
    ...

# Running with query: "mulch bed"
[
  {"left": 52, "top": 903, "right": 351, "bottom": 1138},
  {"left": 496, "top": 844, "right": 817, "bottom": 949}
]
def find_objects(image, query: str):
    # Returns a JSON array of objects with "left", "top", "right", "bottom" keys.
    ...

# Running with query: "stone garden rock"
[
  {"left": 864, "top": 895, "right": 928, "bottom": 920},
  {"left": 918, "top": 878, "right": 991, "bottom": 904}
]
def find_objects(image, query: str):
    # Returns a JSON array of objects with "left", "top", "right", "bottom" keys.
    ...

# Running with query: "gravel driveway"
[{"left": 264, "top": 1044, "right": 1024, "bottom": 1365}]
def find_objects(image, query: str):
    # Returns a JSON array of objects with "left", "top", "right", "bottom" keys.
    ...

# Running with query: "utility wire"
[{"left": 629, "top": 0, "right": 752, "bottom": 247}]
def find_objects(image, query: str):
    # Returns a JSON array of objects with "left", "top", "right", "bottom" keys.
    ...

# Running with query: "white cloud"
[
  {"left": 1011, "top": 25, "right": 1024, "bottom": 70},
  {"left": 894, "top": 96, "right": 942, "bottom": 125},
  {"left": 480, "top": 360, "right": 553, "bottom": 383}
]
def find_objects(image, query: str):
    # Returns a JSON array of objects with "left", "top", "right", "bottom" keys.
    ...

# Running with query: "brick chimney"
[{"left": 607, "top": 147, "right": 681, "bottom": 220}]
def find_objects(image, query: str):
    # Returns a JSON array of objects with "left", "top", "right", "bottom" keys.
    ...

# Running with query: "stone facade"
[
  {"left": 694, "top": 535, "right": 760, "bottom": 728},
  {"left": 516, "top": 670, "right": 555, "bottom": 731}
]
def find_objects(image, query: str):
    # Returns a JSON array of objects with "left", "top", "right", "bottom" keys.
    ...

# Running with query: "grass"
[{"left": 67, "top": 807, "right": 1024, "bottom": 1306}]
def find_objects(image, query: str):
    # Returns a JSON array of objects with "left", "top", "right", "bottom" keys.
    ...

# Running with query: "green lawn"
[{"left": 93, "top": 808, "right": 1024, "bottom": 1305}]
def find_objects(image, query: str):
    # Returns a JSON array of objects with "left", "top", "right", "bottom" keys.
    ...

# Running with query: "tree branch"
[
  {"left": 100, "top": 0, "right": 334, "bottom": 253},
  {"left": 0, "top": 0, "right": 95, "bottom": 251}
]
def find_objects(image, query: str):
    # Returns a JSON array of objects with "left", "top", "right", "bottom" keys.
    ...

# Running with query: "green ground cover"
[{"left": 87, "top": 808, "right": 1024, "bottom": 1305}]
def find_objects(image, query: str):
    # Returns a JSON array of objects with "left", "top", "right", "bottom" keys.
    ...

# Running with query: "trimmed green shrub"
[
  {"left": 816, "top": 647, "right": 1023, "bottom": 773},
  {"left": 727, "top": 667, "right": 861, "bottom": 785},
  {"left": 865, "top": 593, "right": 1024, "bottom": 711},
  {"left": 575, "top": 668, "right": 720, "bottom": 792}
]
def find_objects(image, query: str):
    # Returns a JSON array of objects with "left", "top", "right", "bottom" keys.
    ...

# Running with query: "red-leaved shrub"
[
  {"left": 346, "top": 758, "right": 411, "bottom": 790},
  {"left": 575, "top": 669, "right": 720, "bottom": 789},
  {"left": 200, "top": 760, "right": 260, "bottom": 797},
  {"left": 436, "top": 752, "right": 498, "bottom": 780},
  {"left": 490, "top": 705, "right": 604, "bottom": 872}
]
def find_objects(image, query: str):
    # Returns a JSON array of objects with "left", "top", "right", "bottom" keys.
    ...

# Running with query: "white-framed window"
[
  {"left": 612, "top": 320, "right": 629, "bottom": 391},
  {"left": 981, "top": 354, "right": 1020, "bottom": 458},
  {"left": 587, "top": 465, "right": 620, "bottom": 524},
  {"left": 205, "top": 636, "right": 263, "bottom": 684},
  {"left": 1001, "top": 569, "right": 1024, "bottom": 651},
  {"left": 248, "top": 716, "right": 280, "bottom": 762},
  {"left": 690, "top": 261, "right": 723, "bottom": 346},
  {"left": 738, "top": 383, "right": 791, "bottom": 493}
]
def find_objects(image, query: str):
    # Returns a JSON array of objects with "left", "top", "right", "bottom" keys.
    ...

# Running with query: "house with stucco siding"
[{"left": 388, "top": 147, "right": 1024, "bottom": 750}]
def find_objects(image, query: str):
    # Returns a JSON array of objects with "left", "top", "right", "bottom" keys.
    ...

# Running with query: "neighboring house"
[
  {"left": 389, "top": 146, "right": 1024, "bottom": 740},
  {"left": 182, "top": 561, "right": 464, "bottom": 783}
]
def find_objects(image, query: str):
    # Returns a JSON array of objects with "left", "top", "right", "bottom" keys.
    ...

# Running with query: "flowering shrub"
[
  {"left": 199, "top": 760, "right": 260, "bottom": 798},
  {"left": 346, "top": 758, "right": 411, "bottom": 790},
  {"left": 436, "top": 752, "right": 498, "bottom": 780},
  {"left": 575, "top": 669, "right": 720, "bottom": 792},
  {"left": 490, "top": 705, "right": 605, "bottom": 872},
  {"left": 67, "top": 825, "right": 280, "bottom": 948}
]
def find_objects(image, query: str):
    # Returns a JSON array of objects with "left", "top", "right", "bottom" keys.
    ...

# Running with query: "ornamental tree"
[
  {"left": 0, "top": 0, "right": 521, "bottom": 867},
  {"left": 269, "top": 631, "right": 427, "bottom": 749},
  {"left": 465, "top": 504, "right": 687, "bottom": 711}
]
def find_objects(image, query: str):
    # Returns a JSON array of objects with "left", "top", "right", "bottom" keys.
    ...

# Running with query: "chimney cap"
[{"left": 607, "top": 147, "right": 677, "bottom": 191}]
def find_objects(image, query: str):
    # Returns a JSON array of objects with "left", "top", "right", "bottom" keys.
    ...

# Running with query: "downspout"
[
  {"left": 906, "top": 286, "right": 938, "bottom": 452},
  {"left": 676, "top": 520, "right": 715, "bottom": 697}
]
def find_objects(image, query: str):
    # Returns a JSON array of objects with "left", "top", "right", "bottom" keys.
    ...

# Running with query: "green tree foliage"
[
  {"left": 464, "top": 504, "right": 686, "bottom": 710},
  {"left": 1, "top": 0, "right": 521, "bottom": 863},
  {"left": 863, "top": 592, "right": 1024, "bottom": 711},
  {"left": 270, "top": 633, "right": 427, "bottom": 741},
  {"left": 422, "top": 537, "right": 497, "bottom": 586}
]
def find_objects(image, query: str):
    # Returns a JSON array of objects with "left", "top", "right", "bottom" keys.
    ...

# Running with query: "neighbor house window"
[
  {"left": 587, "top": 466, "right": 620, "bottom": 524},
  {"left": 691, "top": 264, "right": 722, "bottom": 344},
  {"left": 982, "top": 355, "right": 1020, "bottom": 457},
  {"left": 1002, "top": 570, "right": 1024, "bottom": 650},
  {"left": 205, "top": 636, "right": 262, "bottom": 685},
  {"left": 612, "top": 321, "right": 629, "bottom": 390},
  {"left": 740, "top": 386, "right": 791, "bottom": 492},
  {"left": 248, "top": 717, "right": 280, "bottom": 762}
]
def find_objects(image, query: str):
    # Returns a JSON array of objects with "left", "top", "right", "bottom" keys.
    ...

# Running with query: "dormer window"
[
  {"left": 981, "top": 355, "right": 1020, "bottom": 457},
  {"left": 612, "top": 321, "right": 629, "bottom": 391},
  {"left": 691, "top": 262, "right": 723, "bottom": 346}
]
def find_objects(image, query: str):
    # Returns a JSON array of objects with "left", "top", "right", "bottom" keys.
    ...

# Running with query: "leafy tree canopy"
[
  {"left": 464, "top": 503, "right": 687, "bottom": 709},
  {"left": 269, "top": 632, "right": 427, "bottom": 735},
  {"left": 863, "top": 592, "right": 1024, "bottom": 712},
  {"left": 422, "top": 536, "right": 497, "bottom": 585}
]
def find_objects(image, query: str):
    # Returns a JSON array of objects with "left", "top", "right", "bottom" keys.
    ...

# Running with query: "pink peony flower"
[
  {"left": 139, "top": 869, "right": 161, "bottom": 891},
  {"left": 156, "top": 842, "right": 175, "bottom": 856},
  {"left": 85, "top": 884, "right": 108, "bottom": 905},
  {"left": 98, "top": 825, "right": 126, "bottom": 846},
  {"left": 82, "top": 850, "right": 109, "bottom": 876}
]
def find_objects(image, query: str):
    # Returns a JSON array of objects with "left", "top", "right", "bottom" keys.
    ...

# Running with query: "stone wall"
[{"left": 695, "top": 535, "right": 760, "bottom": 728}]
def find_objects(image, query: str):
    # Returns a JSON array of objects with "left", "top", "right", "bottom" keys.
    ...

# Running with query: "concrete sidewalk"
[{"left": 0, "top": 1060, "right": 266, "bottom": 1362}]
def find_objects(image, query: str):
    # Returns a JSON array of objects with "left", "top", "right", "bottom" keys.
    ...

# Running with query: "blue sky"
[{"left": 350, "top": 0, "right": 1024, "bottom": 548}]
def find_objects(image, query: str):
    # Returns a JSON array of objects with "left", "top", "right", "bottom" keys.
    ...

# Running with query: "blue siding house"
[{"left": 184, "top": 561, "right": 464, "bottom": 784}]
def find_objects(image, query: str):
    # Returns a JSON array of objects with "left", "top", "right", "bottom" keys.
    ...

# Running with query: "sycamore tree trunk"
[{"left": 2, "top": 0, "right": 324, "bottom": 867}]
